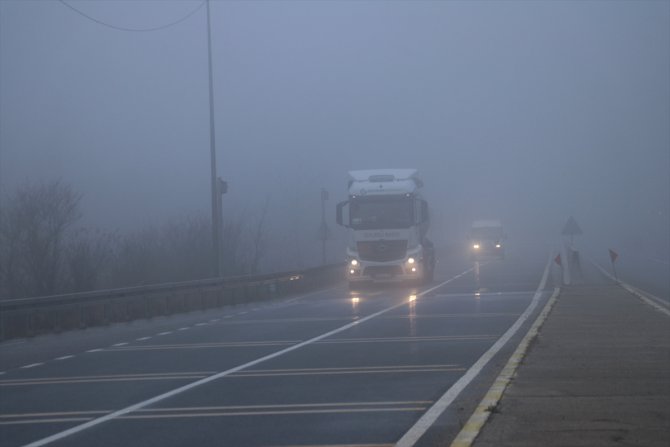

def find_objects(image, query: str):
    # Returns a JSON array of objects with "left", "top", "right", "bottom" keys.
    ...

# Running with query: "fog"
[{"left": 1, "top": 1, "right": 668, "bottom": 271}]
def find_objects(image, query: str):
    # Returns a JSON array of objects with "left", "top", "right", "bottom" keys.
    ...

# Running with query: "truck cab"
[{"left": 336, "top": 169, "right": 435, "bottom": 286}]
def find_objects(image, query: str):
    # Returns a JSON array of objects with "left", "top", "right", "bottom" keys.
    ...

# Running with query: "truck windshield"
[
  {"left": 471, "top": 227, "right": 503, "bottom": 240},
  {"left": 349, "top": 196, "right": 413, "bottom": 230}
]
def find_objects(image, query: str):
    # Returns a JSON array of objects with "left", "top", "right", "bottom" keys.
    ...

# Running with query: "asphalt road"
[{"left": 0, "top": 250, "right": 552, "bottom": 447}]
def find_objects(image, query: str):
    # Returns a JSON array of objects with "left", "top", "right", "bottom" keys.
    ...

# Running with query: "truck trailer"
[{"left": 336, "top": 169, "right": 435, "bottom": 286}]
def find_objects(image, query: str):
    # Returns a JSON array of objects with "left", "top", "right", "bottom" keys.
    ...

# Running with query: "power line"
[{"left": 59, "top": 1, "right": 205, "bottom": 32}]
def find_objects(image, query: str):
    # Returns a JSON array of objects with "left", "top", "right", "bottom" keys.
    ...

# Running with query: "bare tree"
[
  {"left": 0, "top": 180, "right": 81, "bottom": 298},
  {"left": 67, "top": 228, "right": 116, "bottom": 292}
]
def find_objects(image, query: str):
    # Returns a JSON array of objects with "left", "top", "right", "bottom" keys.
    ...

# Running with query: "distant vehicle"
[
  {"left": 336, "top": 169, "right": 435, "bottom": 286},
  {"left": 469, "top": 219, "right": 505, "bottom": 260}
]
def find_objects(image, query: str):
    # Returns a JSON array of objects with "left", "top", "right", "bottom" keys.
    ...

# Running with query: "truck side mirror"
[{"left": 336, "top": 201, "right": 349, "bottom": 227}]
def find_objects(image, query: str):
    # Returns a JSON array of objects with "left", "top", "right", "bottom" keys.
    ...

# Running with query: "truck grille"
[
  {"left": 357, "top": 240, "right": 407, "bottom": 262},
  {"left": 364, "top": 265, "right": 403, "bottom": 277}
]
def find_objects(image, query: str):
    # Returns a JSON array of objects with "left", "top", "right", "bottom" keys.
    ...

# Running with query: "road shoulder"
[{"left": 470, "top": 284, "right": 670, "bottom": 447}]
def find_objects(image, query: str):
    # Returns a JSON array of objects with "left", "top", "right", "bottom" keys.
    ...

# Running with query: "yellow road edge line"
[
  {"left": 449, "top": 287, "right": 561, "bottom": 447},
  {"left": 1, "top": 407, "right": 429, "bottom": 425},
  {"left": 0, "top": 400, "right": 434, "bottom": 421}
]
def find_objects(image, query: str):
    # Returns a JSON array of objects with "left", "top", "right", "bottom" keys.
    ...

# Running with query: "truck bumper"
[{"left": 347, "top": 262, "right": 426, "bottom": 284}]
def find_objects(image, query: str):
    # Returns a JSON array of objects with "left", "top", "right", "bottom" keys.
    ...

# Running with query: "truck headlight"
[
  {"left": 350, "top": 259, "right": 359, "bottom": 266},
  {"left": 495, "top": 243, "right": 501, "bottom": 248},
  {"left": 407, "top": 257, "right": 415, "bottom": 264},
  {"left": 473, "top": 244, "right": 480, "bottom": 249}
]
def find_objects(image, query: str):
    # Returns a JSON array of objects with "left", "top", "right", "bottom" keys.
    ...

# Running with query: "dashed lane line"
[
  {"left": 20, "top": 268, "right": 471, "bottom": 447},
  {"left": 0, "top": 285, "right": 349, "bottom": 378},
  {"left": 54, "top": 355, "right": 74, "bottom": 361},
  {"left": 19, "top": 363, "right": 44, "bottom": 369}
]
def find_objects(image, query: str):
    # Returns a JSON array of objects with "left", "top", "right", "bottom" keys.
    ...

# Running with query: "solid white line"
[
  {"left": 20, "top": 363, "right": 44, "bottom": 369},
  {"left": 20, "top": 269, "right": 470, "bottom": 447},
  {"left": 449, "top": 287, "right": 560, "bottom": 447},
  {"left": 592, "top": 261, "right": 670, "bottom": 317},
  {"left": 54, "top": 355, "right": 74, "bottom": 361},
  {"left": 395, "top": 254, "right": 553, "bottom": 447}
]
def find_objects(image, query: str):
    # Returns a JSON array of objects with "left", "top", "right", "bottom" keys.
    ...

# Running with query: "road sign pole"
[
  {"left": 608, "top": 249, "right": 619, "bottom": 282},
  {"left": 611, "top": 259, "right": 618, "bottom": 282}
]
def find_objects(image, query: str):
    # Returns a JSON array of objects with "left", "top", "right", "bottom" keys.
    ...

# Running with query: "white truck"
[
  {"left": 469, "top": 219, "right": 505, "bottom": 260},
  {"left": 336, "top": 169, "right": 435, "bottom": 286}
]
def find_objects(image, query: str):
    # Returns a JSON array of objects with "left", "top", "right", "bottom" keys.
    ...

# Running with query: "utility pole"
[
  {"left": 206, "top": 0, "right": 221, "bottom": 276},
  {"left": 319, "top": 188, "right": 329, "bottom": 265}
]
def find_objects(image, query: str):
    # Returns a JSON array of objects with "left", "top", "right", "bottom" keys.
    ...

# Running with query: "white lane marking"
[
  {"left": 177, "top": 327, "right": 190, "bottom": 331},
  {"left": 209, "top": 319, "right": 220, "bottom": 323},
  {"left": 112, "top": 343, "right": 128, "bottom": 347},
  {"left": 195, "top": 323, "right": 207, "bottom": 327},
  {"left": 592, "top": 261, "right": 670, "bottom": 317},
  {"left": 136, "top": 337, "right": 151, "bottom": 341},
  {"left": 238, "top": 311, "right": 248, "bottom": 315},
  {"left": 20, "top": 269, "right": 469, "bottom": 447},
  {"left": 395, "top": 254, "right": 553, "bottom": 447},
  {"left": 85, "top": 349, "right": 102, "bottom": 353},
  {"left": 54, "top": 355, "right": 74, "bottom": 361},
  {"left": 0, "top": 372, "right": 5, "bottom": 376},
  {"left": 450, "top": 287, "right": 560, "bottom": 446},
  {"left": 157, "top": 332, "right": 172, "bottom": 336},
  {"left": 20, "top": 363, "right": 44, "bottom": 369}
]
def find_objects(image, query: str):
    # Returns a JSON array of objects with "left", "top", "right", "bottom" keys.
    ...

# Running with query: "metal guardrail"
[{"left": 0, "top": 263, "right": 345, "bottom": 341}]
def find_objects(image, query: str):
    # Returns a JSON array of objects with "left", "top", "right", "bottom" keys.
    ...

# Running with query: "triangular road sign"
[{"left": 562, "top": 216, "right": 583, "bottom": 236}]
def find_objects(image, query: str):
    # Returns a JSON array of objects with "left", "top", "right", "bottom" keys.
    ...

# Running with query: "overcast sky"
[{"left": 1, "top": 0, "right": 668, "bottom": 264}]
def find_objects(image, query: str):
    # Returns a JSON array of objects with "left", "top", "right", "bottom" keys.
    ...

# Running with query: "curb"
[{"left": 449, "top": 287, "right": 561, "bottom": 447}]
